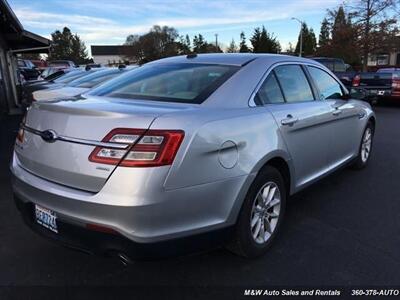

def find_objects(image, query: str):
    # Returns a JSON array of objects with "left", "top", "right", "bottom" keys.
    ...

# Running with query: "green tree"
[
  {"left": 177, "top": 34, "right": 191, "bottom": 54},
  {"left": 239, "top": 31, "right": 250, "bottom": 52},
  {"left": 193, "top": 34, "right": 206, "bottom": 53},
  {"left": 48, "top": 27, "right": 90, "bottom": 64},
  {"left": 226, "top": 39, "right": 238, "bottom": 53},
  {"left": 251, "top": 26, "right": 281, "bottom": 53},
  {"left": 192, "top": 34, "right": 222, "bottom": 53},
  {"left": 319, "top": 18, "right": 330, "bottom": 47},
  {"left": 295, "top": 23, "right": 317, "bottom": 56}
]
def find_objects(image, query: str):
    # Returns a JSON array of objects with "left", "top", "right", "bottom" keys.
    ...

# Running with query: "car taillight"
[
  {"left": 352, "top": 74, "right": 361, "bottom": 87},
  {"left": 392, "top": 74, "right": 400, "bottom": 91},
  {"left": 89, "top": 128, "right": 184, "bottom": 167}
]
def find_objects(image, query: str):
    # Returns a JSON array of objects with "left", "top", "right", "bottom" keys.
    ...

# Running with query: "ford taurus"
[{"left": 11, "top": 54, "right": 375, "bottom": 261}]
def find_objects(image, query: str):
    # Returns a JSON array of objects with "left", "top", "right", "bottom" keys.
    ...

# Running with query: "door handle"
[
  {"left": 332, "top": 109, "right": 342, "bottom": 116},
  {"left": 281, "top": 115, "right": 298, "bottom": 126}
]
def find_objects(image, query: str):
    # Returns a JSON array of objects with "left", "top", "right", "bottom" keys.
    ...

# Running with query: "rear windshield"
[
  {"left": 377, "top": 69, "right": 400, "bottom": 75},
  {"left": 54, "top": 70, "right": 94, "bottom": 84},
  {"left": 87, "top": 63, "right": 239, "bottom": 104},
  {"left": 67, "top": 69, "right": 124, "bottom": 88}
]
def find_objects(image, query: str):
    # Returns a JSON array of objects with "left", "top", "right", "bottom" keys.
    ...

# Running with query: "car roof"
[{"left": 149, "top": 53, "right": 314, "bottom": 67}]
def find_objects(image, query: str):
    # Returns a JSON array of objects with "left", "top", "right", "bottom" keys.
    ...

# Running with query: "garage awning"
[
  {"left": 0, "top": 0, "right": 50, "bottom": 53},
  {"left": 6, "top": 30, "right": 51, "bottom": 53}
]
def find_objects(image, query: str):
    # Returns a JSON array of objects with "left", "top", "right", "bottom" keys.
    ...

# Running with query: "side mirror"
[{"left": 349, "top": 88, "right": 368, "bottom": 100}]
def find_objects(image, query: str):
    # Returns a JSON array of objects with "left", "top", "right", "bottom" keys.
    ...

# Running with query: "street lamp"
[{"left": 291, "top": 17, "right": 303, "bottom": 57}]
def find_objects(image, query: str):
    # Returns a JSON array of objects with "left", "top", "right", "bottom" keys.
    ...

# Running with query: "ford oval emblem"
[{"left": 40, "top": 130, "right": 58, "bottom": 143}]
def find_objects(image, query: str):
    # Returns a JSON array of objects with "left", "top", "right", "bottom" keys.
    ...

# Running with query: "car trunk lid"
[{"left": 14, "top": 96, "right": 188, "bottom": 192}]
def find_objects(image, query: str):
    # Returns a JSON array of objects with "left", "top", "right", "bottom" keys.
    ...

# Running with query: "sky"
[{"left": 8, "top": 0, "right": 345, "bottom": 56}]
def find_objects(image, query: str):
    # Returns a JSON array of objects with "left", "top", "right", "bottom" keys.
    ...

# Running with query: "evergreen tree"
[
  {"left": 193, "top": 34, "right": 207, "bottom": 53},
  {"left": 239, "top": 31, "right": 250, "bottom": 52},
  {"left": 177, "top": 34, "right": 191, "bottom": 54},
  {"left": 226, "top": 39, "right": 238, "bottom": 53},
  {"left": 251, "top": 26, "right": 281, "bottom": 53},
  {"left": 295, "top": 23, "right": 316, "bottom": 56},
  {"left": 329, "top": 6, "right": 360, "bottom": 65},
  {"left": 318, "top": 18, "right": 331, "bottom": 49},
  {"left": 48, "top": 27, "right": 91, "bottom": 64}
]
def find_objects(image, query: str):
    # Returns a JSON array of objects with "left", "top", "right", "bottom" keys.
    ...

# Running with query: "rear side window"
[
  {"left": 308, "top": 66, "right": 344, "bottom": 100},
  {"left": 88, "top": 63, "right": 239, "bottom": 104},
  {"left": 256, "top": 72, "right": 285, "bottom": 105},
  {"left": 274, "top": 65, "right": 314, "bottom": 103},
  {"left": 334, "top": 60, "right": 346, "bottom": 72}
]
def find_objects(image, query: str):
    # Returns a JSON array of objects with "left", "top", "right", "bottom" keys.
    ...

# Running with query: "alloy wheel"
[
  {"left": 361, "top": 127, "right": 372, "bottom": 163},
  {"left": 250, "top": 182, "right": 281, "bottom": 244}
]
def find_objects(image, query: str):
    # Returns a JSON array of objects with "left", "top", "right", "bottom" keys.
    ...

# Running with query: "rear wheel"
[
  {"left": 227, "top": 166, "right": 286, "bottom": 258},
  {"left": 352, "top": 121, "right": 374, "bottom": 169}
]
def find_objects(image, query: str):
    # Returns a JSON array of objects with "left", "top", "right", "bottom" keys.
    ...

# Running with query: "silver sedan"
[{"left": 11, "top": 53, "right": 375, "bottom": 260}]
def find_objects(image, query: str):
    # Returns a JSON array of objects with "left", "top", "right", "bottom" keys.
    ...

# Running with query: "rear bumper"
[
  {"left": 352, "top": 87, "right": 399, "bottom": 100},
  {"left": 10, "top": 151, "right": 252, "bottom": 244},
  {"left": 14, "top": 195, "right": 233, "bottom": 260}
]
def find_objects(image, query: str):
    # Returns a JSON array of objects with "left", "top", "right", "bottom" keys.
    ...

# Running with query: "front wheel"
[
  {"left": 352, "top": 121, "right": 374, "bottom": 169},
  {"left": 227, "top": 166, "right": 286, "bottom": 258}
]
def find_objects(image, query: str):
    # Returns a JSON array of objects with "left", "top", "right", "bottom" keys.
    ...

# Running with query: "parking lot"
[{"left": 1, "top": 104, "right": 400, "bottom": 290}]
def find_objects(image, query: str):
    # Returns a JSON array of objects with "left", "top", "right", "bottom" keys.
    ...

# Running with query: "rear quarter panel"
[{"left": 150, "top": 107, "right": 292, "bottom": 190}]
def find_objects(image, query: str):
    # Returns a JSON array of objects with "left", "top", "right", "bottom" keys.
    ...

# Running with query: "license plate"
[{"left": 35, "top": 204, "right": 58, "bottom": 233}]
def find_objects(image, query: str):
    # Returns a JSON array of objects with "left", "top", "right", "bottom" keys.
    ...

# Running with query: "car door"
[
  {"left": 306, "top": 65, "right": 361, "bottom": 165},
  {"left": 255, "top": 64, "right": 334, "bottom": 190}
]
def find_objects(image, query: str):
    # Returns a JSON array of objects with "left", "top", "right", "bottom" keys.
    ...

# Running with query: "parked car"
[
  {"left": 311, "top": 57, "right": 356, "bottom": 88},
  {"left": 351, "top": 68, "right": 400, "bottom": 103},
  {"left": 21, "top": 69, "right": 98, "bottom": 107},
  {"left": 48, "top": 60, "right": 77, "bottom": 69},
  {"left": 30, "top": 59, "right": 48, "bottom": 73},
  {"left": 11, "top": 54, "right": 375, "bottom": 261},
  {"left": 37, "top": 66, "right": 69, "bottom": 80},
  {"left": 32, "top": 67, "right": 131, "bottom": 101},
  {"left": 17, "top": 59, "right": 40, "bottom": 81}
]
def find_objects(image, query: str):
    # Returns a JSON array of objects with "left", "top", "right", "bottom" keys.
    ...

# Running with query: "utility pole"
[
  {"left": 291, "top": 17, "right": 303, "bottom": 57},
  {"left": 215, "top": 34, "right": 218, "bottom": 50}
]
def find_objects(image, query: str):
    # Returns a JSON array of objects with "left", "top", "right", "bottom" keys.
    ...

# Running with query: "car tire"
[
  {"left": 227, "top": 166, "right": 286, "bottom": 258},
  {"left": 351, "top": 121, "right": 374, "bottom": 170}
]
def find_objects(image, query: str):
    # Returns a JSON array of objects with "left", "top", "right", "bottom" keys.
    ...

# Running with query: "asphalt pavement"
[{"left": 1, "top": 104, "right": 400, "bottom": 298}]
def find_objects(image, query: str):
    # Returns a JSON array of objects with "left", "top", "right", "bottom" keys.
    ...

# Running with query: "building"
[
  {"left": 0, "top": 0, "right": 50, "bottom": 114},
  {"left": 367, "top": 51, "right": 400, "bottom": 68},
  {"left": 91, "top": 45, "right": 136, "bottom": 66},
  {"left": 367, "top": 37, "right": 400, "bottom": 70}
]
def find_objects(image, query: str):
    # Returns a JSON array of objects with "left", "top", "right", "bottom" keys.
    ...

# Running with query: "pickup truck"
[
  {"left": 311, "top": 57, "right": 357, "bottom": 88},
  {"left": 351, "top": 68, "right": 400, "bottom": 103}
]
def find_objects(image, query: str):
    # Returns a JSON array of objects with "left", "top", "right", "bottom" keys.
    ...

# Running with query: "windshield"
[
  {"left": 67, "top": 69, "right": 125, "bottom": 88},
  {"left": 88, "top": 63, "right": 239, "bottom": 104}
]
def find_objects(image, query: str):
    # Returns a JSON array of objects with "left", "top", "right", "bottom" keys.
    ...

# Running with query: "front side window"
[
  {"left": 274, "top": 65, "right": 314, "bottom": 103},
  {"left": 256, "top": 72, "right": 285, "bottom": 105},
  {"left": 88, "top": 63, "right": 239, "bottom": 104},
  {"left": 308, "top": 66, "right": 344, "bottom": 100}
]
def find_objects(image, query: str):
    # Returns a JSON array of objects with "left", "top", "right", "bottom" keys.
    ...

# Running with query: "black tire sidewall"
[{"left": 236, "top": 166, "right": 286, "bottom": 258}]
